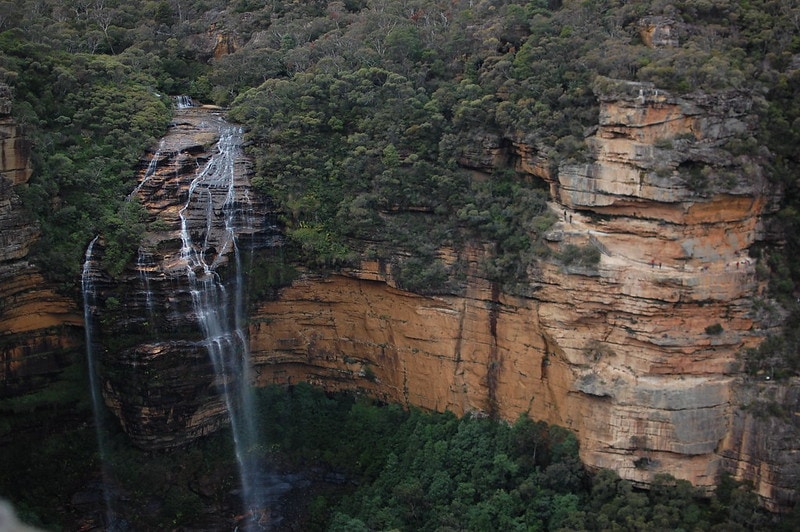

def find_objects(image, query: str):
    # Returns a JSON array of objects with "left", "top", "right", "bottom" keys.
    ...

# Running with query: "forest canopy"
[{"left": 1, "top": 0, "right": 798, "bottom": 290}]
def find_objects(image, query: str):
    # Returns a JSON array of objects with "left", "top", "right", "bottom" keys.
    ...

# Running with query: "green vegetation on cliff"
[
  {"left": 230, "top": 67, "right": 555, "bottom": 291},
  {"left": 257, "top": 383, "right": 800, "bottom": 531},
  {"left": 2, "top": 0, "right": 796, "bottom": 293},
  {"left": 1, "top": 1, "right": 800, "bottom": 525},
  {"left": 1, "top": 0, "right": 798, "bottom": 296},
  {"left": 0, "top": 30, "right": 170, "bottom": 283},
  {"left": 222, "top": 0, "right": 800, "bottom": 300}
]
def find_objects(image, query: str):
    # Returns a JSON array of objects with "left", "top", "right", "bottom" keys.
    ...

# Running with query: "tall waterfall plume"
[
  {"left": 177, "top": 121, "right": 265, "bottom": 526},
  {"left": 81, "top": 236, "right": 116, "bottom": 528}
]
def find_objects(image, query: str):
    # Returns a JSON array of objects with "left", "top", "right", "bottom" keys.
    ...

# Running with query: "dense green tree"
[
  {"left": 0, "top": 30, "right": 170, "bottom": 282},
  {"left": 249, "top": 384, "right": 786, "bottom": 531}
]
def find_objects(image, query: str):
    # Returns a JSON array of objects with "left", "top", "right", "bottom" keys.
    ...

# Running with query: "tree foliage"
[
  {"left": 230, "top": 65, "right": 554, "bottom": 291},
  {"left": 253, "top": 383, "right": 784, "bottom": 531},
  {"left": 1, "top": 29, "right": 170, "bottom": 283},
  {"left": 3, "top": 0, "right": 799, "bottom": 297}
]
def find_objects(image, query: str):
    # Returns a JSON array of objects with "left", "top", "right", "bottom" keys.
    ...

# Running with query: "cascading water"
[
  {"left": 92, "top": 105, "right": 284, "bottom": 528},
  {"left": 128, "top": 140, "right": 163, "bottom": 200},
  {"left": 177, "top": 121, "right": 264, "bottom": 527},
  {"left": 136, "top": 247, "right": 155, "bottom": 328},
  {"left": 176, "top": 95, "right": 194, "bottom": 109},
  {"left": 81, "top": 236, "right": 115, "bottom": 527}
]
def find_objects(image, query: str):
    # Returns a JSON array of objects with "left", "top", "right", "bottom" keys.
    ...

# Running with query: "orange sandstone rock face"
[
  {"left": 0, "top": 122, "right": 32, "bottom": 186},
  {"left": 249, "top": 80, "right": 794, "bottom": 506},
  {"left": 0, "top": 86, "right": 83, "bottom": 394},
  {"left": 637, "top": 16, "right": 681, "bottom": 48},
  {"left": 250, "top": 273, "right": 553, "bottom": 417},
  {"left": 65, "top": 82, "right": 791, "bottom": 509},
  {"left": 213, "top": 33, "right": 237, "bottom": 58}
]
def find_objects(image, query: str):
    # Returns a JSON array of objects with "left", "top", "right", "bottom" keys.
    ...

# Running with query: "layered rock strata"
[
  {"left": 91, "top": 107, "right": 279, "bottom": 449},
  {"left": 0, "top": 84, "right": 83, "bottom": 397},
  {"left": 247, "top": 80, "right": 795, "bottom": 507},
  {"left": 721, "top": 381, "right": 800, "bottom": 510}
]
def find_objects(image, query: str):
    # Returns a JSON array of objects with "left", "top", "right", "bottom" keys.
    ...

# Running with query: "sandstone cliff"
[
  {"left": 246, "top": 79, "right": 797, "bottom": 508},
  {"left": 0, "top": 84, "right": 83, "bottom": 397},
  {"left": 83, "top": 84, "right": 797, "bottom": 509}
]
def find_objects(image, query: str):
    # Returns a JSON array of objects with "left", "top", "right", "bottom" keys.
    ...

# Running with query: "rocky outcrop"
[
  {"left": 212, "top": 32, "right": 237, "bottom": 58},
  {"left": 0, "top": 84, "right": 83, "bottom": 397},
  {"left": 246, "top": 79, "right": 796, "bottom": 508},
  {"left": 0, "top": 85, "right": 31, "bottom": 186},
  {"left": 638, "top": 16, "right": 681, "bottom": 48},
  {"left": 184, "top": 18, "right": 240, "bottom": 61},
  {"left": 92, "top": 107, "right": 279, "bottom": 449}
]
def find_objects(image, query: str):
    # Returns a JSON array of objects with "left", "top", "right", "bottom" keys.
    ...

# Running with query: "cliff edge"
[
  {"left": 0, "top": 83, "right": 82, "bottom": 398},
  {"left": 247, "top": 79, "right": 797, "bottom": 508}
]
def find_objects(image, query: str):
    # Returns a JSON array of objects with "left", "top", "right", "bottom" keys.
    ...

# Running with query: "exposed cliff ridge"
[
  {"left": 0, "top": 83, "right": 82, "bottom": 397},
  {"left": 63, "top": 83, "right": 796, "bottom": 509},
  {"left": 245, "top": 80, "right": 795, "bottom": 508}
]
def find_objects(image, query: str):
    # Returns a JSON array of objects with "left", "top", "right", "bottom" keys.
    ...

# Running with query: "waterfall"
[
  {"left": 136, "top": 247, "right": 155, "bottom": 329},
  {"left": 177, "top": 123, "right": 264, "bottom": 526},
  {"left": 128, "top": 140, "right": 164, "bottom": 200},
  {"left": 82, "top": 236, "right": 115, "bottom": 527},
  {"left": 176, "top": 95, "right": 194, "bottom": 109}
]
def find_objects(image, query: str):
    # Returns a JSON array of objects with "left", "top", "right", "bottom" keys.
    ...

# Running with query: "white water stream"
[
  {"left": 81, "top": 235, "right": 116, "bottom": 527},
  {"left": 177, "top": 122, "right": 263, "bottom": 526},
  {"left": 85, "top": 107, "right": 276, "bottom": 529}
]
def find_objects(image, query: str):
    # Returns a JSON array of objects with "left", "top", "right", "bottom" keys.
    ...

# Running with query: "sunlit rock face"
[
  {"left": 0, "top": 84, "right": 83, "bottom": 397},
  {"left": 77, "top": 81, "right": 794, "bottom": 508},
  {"left": 247, "top": 79, "right": 796, "bottom": 508}
]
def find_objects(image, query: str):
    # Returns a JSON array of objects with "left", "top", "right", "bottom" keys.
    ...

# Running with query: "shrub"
[{"left": 559, "top": 244, "right": 601, "bottom": 267}]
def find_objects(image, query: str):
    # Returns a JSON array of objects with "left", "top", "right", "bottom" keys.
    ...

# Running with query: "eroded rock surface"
[
  {"left": 247, "top": 80, "right": 796, "bottom": 507},
  {"left": 0, "top": 84, "right": 83, "bottom": 397}
]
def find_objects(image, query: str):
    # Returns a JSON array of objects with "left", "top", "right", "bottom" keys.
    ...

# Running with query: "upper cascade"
[{"left": 175, "top": 95, "right": 194, "bottom": 109}]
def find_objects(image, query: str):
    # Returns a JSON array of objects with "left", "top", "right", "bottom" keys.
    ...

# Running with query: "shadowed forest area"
[{"left": 4, "top": 382, "right": 798, "bottom": 530}]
